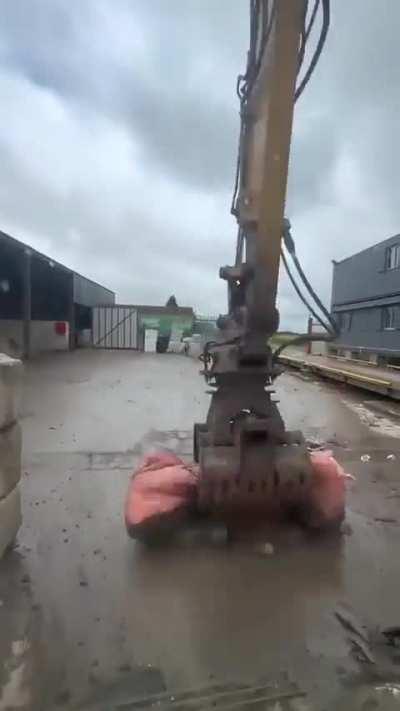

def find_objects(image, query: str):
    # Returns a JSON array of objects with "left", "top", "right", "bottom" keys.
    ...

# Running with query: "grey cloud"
[
  {"left": 0, "top": 124, "right": 231, "bottom": 315},
  {"left": 1, "top": 1, "right": 400, "bottom": 328},
  {"left": 0, "top": 0, "right": 246, "bottom": 191},
  {"left": 287, "top": 111, "right": 340, "bottom": 215},
  {"left": 116, "top": 81, "right": 237, "bottom": 191}
]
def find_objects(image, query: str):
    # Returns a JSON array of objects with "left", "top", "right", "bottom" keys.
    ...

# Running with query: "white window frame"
[
  {"left": 386, "top": 244, "right": 400, "bottom": 270},
  {"left": 338, "top": 312, "right": 352, "bottom": 332},
  {"left": 382, "top": 306, "right": 397, "bottom": 330}
]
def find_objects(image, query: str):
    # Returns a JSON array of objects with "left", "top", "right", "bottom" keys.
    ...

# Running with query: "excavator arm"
[
  {"left": 194, "top": 0, "right": 330, "bottom": 523},
  {"left": 235, "top": 0, "right": 305, "bottom": 336}
]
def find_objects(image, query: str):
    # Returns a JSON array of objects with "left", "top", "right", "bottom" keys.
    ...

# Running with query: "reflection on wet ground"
[{"left": 1, "top": 352, "right": 400, "bottom": 710}]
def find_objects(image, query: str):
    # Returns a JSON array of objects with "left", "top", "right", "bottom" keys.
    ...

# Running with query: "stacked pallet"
[{"left": 0, "top": 354, "right": 22, "bottom": 558}]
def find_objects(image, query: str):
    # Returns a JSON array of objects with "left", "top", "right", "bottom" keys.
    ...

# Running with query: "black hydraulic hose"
[
  {"left": 282, "top": 220, "right": 338, "bottom": 334},
  {"left": 273, "top": 331, "right": 334, "bottom": 362},
  {"left": 290, "top": 251, "right": 338, "bottom": 334},
  {"left": 281, "top": 249, "right": 333, "bottom": 333},
  {"left": 295, "top": 0, "right": 330, "bottom": 102}
]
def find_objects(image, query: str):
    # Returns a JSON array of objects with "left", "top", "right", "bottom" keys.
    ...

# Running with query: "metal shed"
[{"left": 0, "top": 229, "right": 115, "bottom": 358}]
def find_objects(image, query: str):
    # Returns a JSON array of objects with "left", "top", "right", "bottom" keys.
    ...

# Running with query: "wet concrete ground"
[{"left": 2, "top": 351, "right": 400, "bottom": 710}]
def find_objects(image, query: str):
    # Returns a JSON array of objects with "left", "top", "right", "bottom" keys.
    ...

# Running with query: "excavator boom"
[
  {"left": 236, "top": 0, "right": 305, "bottom": 332},
  {"left": 194, "top": 0, "right": 320, "bottom": 522}
]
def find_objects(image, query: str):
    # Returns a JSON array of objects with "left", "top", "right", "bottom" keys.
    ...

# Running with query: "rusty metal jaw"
[
  {"left": 195, "top": 371, "right": 314, "bottom": 518},
  {"left": 197, "top": 433, "right": 313, "bottom": 518}
]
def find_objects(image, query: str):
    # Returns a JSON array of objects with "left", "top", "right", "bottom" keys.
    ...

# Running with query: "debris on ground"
[
  {"left": 326, "top": 435, "right": 349, "bottom": 448},
  {"left": 334, "top": 605, "right": 376, "bottom": 664},
  {"left": 307, "top": 435, "right": 349, "bottom": 451},
  {"left": 306, "top": 438, "right": 325, "bottom": 450},
  {"left": 350, "top": 636, "right": 375, "bottom": 664},
  {"left": 374, "top": 684, "right": 400, "bottom": 698},
  {"left": 360, "top": 454, "right": 371, "bottom": 463},
  {"left": 334, "top": 605, "right": 369, "bottom": 643},
  {"left": 254, "top": 542, "right": 275, "bottom": 557}
]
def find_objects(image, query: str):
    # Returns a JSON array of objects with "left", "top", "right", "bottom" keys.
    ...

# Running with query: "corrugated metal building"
[
  {"left": 331, "top": 233, "right": 400, "bottom": 363},
  {"left": 0, "top": 229, "right": 115, "bottom": 358}
]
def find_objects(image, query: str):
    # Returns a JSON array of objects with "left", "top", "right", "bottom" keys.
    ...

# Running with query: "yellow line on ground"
[
  {"left": 311, "top": 364, "right": 391, "bottom": 387},
  {"left": 279, "top": 355, "right": 393, "bottom": 389}
]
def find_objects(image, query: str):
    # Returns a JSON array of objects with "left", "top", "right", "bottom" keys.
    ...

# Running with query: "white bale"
[
  {"left": 0, "top": 485, "right": 21, "bottom": 558},
  {"left": 168, "top": 341, "right": 185, "bottom": 354},
  {"left": 0, "top": 422, "right": 22, "bottom": 498},
  {"left": 144, "top": 329, "right": 158, "bottom": 352},
  {"left": 0, "top": 353, "right": 23, "bottom": 429}
]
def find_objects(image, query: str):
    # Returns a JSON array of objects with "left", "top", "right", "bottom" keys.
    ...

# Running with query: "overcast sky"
[{"left": 0, "top": 1, "right": 399, "bottom": 329}]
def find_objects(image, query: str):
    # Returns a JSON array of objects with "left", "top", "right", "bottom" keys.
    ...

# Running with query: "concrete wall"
[
  {"left": 0, "top": 321, "right": 22, "bottom": 358},
  {"left": 0, "top": 354, "right": 22, "bottom": 558},
  {"left": 0, "top": 320, "right": 69, "bottom": 358}
]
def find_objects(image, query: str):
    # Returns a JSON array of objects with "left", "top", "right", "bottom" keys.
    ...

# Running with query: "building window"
[
  {"left": 385, "top": 244, "right": 400, "bottom": 270},
  {"left": 337, "top": 312, "right": 352, "bottom": 331},
  {"left": 382, "top": 306, "right": 398, "bottom": 330}
]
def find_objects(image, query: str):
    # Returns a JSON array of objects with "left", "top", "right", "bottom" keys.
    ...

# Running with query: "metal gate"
[{"left": 92, "top": 306, "right": 138, "bottom": 349}]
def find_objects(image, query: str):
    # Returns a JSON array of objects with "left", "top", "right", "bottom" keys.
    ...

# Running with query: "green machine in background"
[{"left": 138, "top": 302, "right": 194, "bottom": 352}]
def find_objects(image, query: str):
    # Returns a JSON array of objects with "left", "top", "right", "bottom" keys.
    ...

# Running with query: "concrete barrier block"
[
  {"left": 0, "top": 423, "right": 22, "bottom": 498},
  {"left": 0, "top": 353, "right": 23, "bottom": 429},
  {"left": 0, "top": 485, "right": 21, "bottom": 558}
]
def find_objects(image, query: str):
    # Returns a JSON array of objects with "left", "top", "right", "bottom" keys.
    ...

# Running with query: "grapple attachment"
[{"left": 194, "top": 391, "right": 313, "bottom": 519}]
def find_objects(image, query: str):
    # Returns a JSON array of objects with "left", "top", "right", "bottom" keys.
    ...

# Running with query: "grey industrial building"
[
  {"left": 331, "top": 233, "right": 400, "bottom": 364},
  {"left": 0, "top": 229, "right": 115, "bottom": 358}
]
